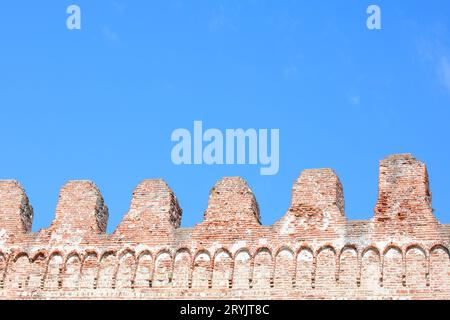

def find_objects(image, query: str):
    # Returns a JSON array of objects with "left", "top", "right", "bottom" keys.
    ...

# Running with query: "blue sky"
[{"left": 1, "top": 1, "right": 449, "bottom": 232}]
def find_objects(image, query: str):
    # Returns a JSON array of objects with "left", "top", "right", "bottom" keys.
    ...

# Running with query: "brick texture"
[{"left": 0, "top": 154, "right": 449, "bottom": 300}]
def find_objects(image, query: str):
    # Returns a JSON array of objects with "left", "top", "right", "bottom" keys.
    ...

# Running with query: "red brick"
[{"left": 0, "top": 154, "right": 449, "bottom": 300}]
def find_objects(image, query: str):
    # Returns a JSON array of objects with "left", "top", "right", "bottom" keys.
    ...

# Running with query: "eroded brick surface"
[{"left": 0, "top": 154, "right": 449, "bottom": 300}]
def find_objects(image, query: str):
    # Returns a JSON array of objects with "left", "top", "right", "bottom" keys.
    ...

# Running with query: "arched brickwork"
[
  {"left": 63, "top": 253, "right": 82, "bottom": 290},
  {"left": 79, "top": 252, "right": 98, "bottom": 289},
  {"left": 116, "top": 251, "right": 135, "bottom": 289},
  {"left": 296, "top": 248, "right": 314, "bottom": 291},
  {"left": 252, "top": 248, "right": 273, "bottom": 289},
  {"left": 43, "top": 253, "right": 63, "bottom": 290},
  {"left": 173, "top": 249, "right": 191, "bottom": 288},
  {"left": 192, "top": 251, "right": 212, "bottom": 289},
  {"left": 361, "top": 247, "right": 381, "bottom": 294},
  {"left": 134, "top": 251, "right": 153, "bottom": 288},
  {"left": 233, "top": 249, "right": 251, "bottom": 290},
  {"left": 153, "top": 251, "right": 173, "bottom": 288},
  {"left": 0, "top": 154, "right": 449, "bottom": 299},
  {"left": 338, "top": 246, "right": 358, "bottom": 295},
  {"left": 212, "top": 249, "right": 233, "bottom": 289}
]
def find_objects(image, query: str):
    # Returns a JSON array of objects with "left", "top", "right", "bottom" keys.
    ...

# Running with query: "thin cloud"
[
  {"left": 101, "top": 26, "right": 120, "bottom": 42},
  {"left": 416, "top": 26, "right": 450, "bottom": 92},
  {"left": 112, "top": 1, "right": 126, "bottom": 13},
  {"left": 209, "top": 4, "right": 237, "bottom": 32},
  {"left": 349, "top": 96, "right": 361, "bottom": 106},
  {"left": 283, "top": 65, "right": 298, "bottom": 78},
  {"left": 438, "top": 56, "right": 450, "bottom": 91}
]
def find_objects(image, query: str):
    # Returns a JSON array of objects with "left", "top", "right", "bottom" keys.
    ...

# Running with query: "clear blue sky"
[{"left": 1, "top": 1, "right": 449, "bottom": 232}]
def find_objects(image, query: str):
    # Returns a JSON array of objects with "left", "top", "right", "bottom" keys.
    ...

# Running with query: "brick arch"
[
  {"left": 64, "top": 250, "right": 80, "bottom": 262},
  {"left": 192, "top": 250, "right": 212, "bottom": 289},
  {"left": 136, "top": 249, "right": 153, "bottom": 260},
  {"left": 382, "top": 245, "right": 403, "bottom": 291},
  {"left": 338, "top": 244, "right": 358, "bottom": 258},
  {"left": 134, "top": 250, "right": 153, "bottom": 288},
  {"left": 252, "top": 246, "right": 273, "bottom": 257},
  {"left": 361, "top": 245, "right": 381, "bottom": 257},
  {"left": 274, "top": 246, "right": 295, "bottom": 289},
  {"left": 252, "top": 247, "right": 273, "bottom": 289},
  {"left": 429, "top": 244, "right": 450, "bottom": 294},
  {"left": 30, "top": 250, "right": 48, "bottom": 260},
  {"left": 338, "top": 245, "right": 358, "bottom": 293},
  {"left": 382, "top": 245, "right": 403, "bottom": 256},
  {"left": 295, "top": 246, "right": 314, "bottom": 290},
  {"left": 252, "top": 247, "right": 273, "bottom": 261},
  {"left": 63, "top": 252, "right": 82, "bottom": 290},
  {"left": 429, "top": 244, "right": 450, "bottom": 257},
  {"left": 233, "top": 248, "right": 252, "bottom": 289},
  {"left": 117, "top": 248, "right": 136, "bottom": 259},
  {"left": 173, "top": 248, "right": 192, "bottom": 288},
  {"left": 116, "top": 248, "right": 136, "bottom": 264},
  {"left": 152, "top": 250, "right": 173, "bottom": 288},
  {"left": 193, "top": 249, "right": 212, "bottom": 260},
  {"left": 115, "top": 250, "right": 136, "bottom": 289},
  {"left": 295, "top": 246, "right": 314, "bottom": 258},
  {"left": 44, "top": 252, "right": 64, "bottom": 290},
  {"left": 79, "top": 251, "right": 99, "bottom": 289},
  {"left": 234, "top": 247, "right": 251, "bottom": 258},
  {"left": 174, "top": 246, "right": 192, "bottom": 258},
  {"left": 97, "top": 251, "right": 117, "bottom": 289},
  {"left": 6, "top": 252, "right": 31, "bottom": 290},
  {"left": 214, "top": 247, "right": 233, "bottom": 260},
  {"left": 10, "top": 252, "right": 29, "bottom": 263},
  {"left": 405, "top": 244, "right": 427, "bottom": 256},
  {"left": 27, "top": 251, "right": 47, "bottom": 290},
  {"left": 212, "top": 248, "right": 233, "bottom": 289},
  {"left": 273, "top": 246, "right": 294, "bottom": 257},
  {"left": 405, "top": 245, "right": 427, "bottom": 290},
  {"left": 316, "top": 245, "right": 337, "bottom": 256},
  {"left": 0, "top": 251, "right": 7, "bottom": 289},
  {"left": 315, "top": 245, "right": 337, "bottom": 292},
  {"left": 360, "top": 246, "right": 381, "bottom": 293}
]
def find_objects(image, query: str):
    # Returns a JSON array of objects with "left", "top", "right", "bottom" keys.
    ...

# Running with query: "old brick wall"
[{"left": 0, "top": 153, "right": 449, "bottom": 300}]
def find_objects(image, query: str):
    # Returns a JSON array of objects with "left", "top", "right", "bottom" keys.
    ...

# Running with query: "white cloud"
[
  {"left": 416, "top": 27, "right": 450, "bottom": 93},
  {"left": 349, "top": 96, "right": 361, "bottom": 106},
  {"left": 101, "top": 26, "right": 120, "bottom": 42},
  {"left": 112, "top": 1, "right": 126, "bottom": 13},
  {"left": 209, "top": 4, "right": 237, "bottom": 32},
  {"left": 283, "top": 65, "right": 298, "bottom": 78},
  {"left": 438, "top": 56, "right": 450, "bottom": 91}
]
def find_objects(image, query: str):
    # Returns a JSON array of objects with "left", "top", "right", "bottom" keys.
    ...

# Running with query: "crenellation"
[
  {"left": 0, "top": 153, "right": 449, "bottom": 299},
  {"left": 191, "top": 177, "right": 262, "bottom": 244},
  {"left": 0, "top": 180, "right": 33, "bottom": 238},
  {"left": 203, "top": 177, "right": 261, "bottom": 225},
  {"left": 113, "top": 179, "right": 182, "bottom": 244},
  {"left": 45, "top": 181, "right": 108, "bottom": 245},
  {"left": 274, "top": 169, "right": 347, "bottom": 240},
  {"left": 373, "top": 154, "right": 439, "bottom": 240}
]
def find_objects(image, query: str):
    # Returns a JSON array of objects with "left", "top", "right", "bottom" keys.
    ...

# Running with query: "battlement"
[{"left": 0, "top": 154, "right": 449, "bottom": 300}]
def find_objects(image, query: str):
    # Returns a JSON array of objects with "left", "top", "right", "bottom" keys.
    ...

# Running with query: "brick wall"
[{"left": 0, "top": 154, "right": 449, "bottom": 300}]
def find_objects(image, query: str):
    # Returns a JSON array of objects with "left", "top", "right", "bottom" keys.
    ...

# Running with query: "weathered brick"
[{"left": 0, "top": 154, "right": 449, "bottom": 300}]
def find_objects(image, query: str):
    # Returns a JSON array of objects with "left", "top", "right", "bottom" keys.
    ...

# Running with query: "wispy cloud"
[
  {"left": 209, "top": 4, "right": 237, "bottom": 32},
  {"left": 438, "top": 56, "right": 450, "bottom": 91},
  {"left": 416, "top": 25, "right": 450, "bottom": 92},
  {"left": 283, "top": 65, "right": 298, "bottom": 78},
  {"left": 112, "top": 1, "right": 126, "bottom": 13},
  {"left": 349, "top": 95, "right": 361, "bottom": 106},
  {"left": 101, "top": 26, "right": 120, "bottom": 43}
]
